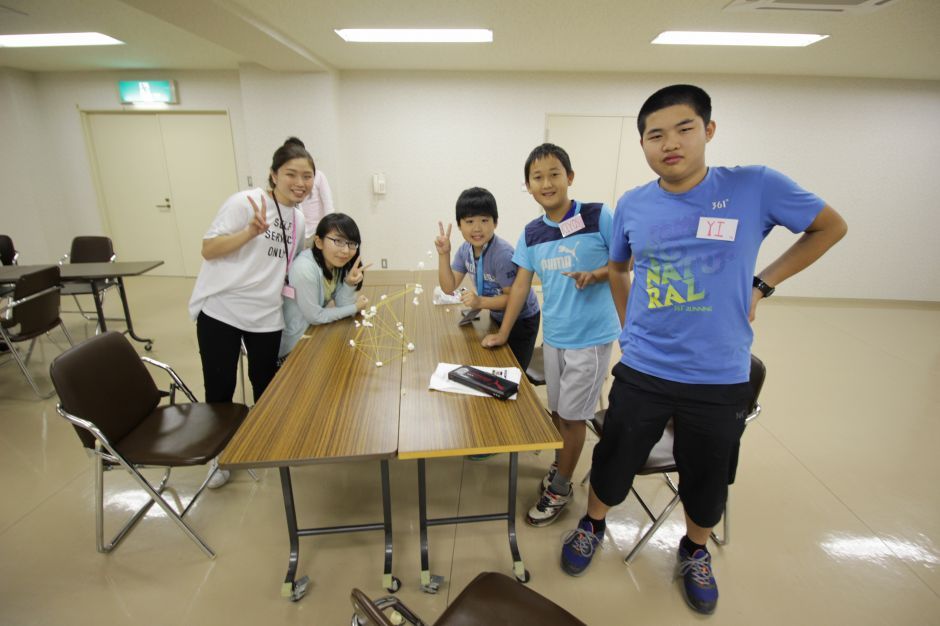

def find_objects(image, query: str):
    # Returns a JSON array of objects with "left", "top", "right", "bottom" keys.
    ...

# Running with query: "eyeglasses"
[{"left": 325, "top": 236, "right": 360, "bottom": 251}]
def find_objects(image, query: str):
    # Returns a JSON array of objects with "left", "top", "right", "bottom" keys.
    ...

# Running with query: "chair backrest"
[
  {"left": 69, "top": 236, "right": 115, "bottom": 263},
  {"left": 0, "top": 235, "right": 17, "bottom": 265},
  {"left": 49, "top": 331, "right": 162, "bottom": 450},
  {"left": 5, "top": 266, "right": 62, "bottom": 339},
  {"left": 748, "top": 353, "right": 767, "bottom": 414}
]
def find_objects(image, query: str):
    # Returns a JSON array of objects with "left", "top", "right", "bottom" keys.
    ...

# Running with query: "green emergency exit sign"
[{"left": 118, "top": 80, "right": 178, "bottom": 104}]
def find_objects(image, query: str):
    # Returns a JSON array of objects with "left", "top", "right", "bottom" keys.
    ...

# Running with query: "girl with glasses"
[{"left": 279, "top": 212, "right": 371, "bottom": 358}]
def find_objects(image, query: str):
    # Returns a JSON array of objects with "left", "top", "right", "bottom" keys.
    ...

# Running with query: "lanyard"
[
  {"left": 474, "top": 241, "right": 489, "bottom": 296},
  {"left": 270, "top": 194, "right": 296, "bottom": 285}
]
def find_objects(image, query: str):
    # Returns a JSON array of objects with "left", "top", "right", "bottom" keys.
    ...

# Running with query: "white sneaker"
[{"left": 207, "top": 459, "right": 231, "bottom": 489}]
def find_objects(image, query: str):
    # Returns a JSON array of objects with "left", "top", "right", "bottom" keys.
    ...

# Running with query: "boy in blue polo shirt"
[
  {"left": 436, "top": 187, "right": 541, "bottom": 371},
  {"left": 560, "top": 84, "right": 847, "bottom": 615},
  {"left": 483, "top": 144, "right": 620, "bottom": 527}
]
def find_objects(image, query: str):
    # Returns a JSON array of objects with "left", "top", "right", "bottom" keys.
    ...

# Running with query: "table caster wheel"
[{"left": 386, "top": 576, "right": 401, "bottom": 593}]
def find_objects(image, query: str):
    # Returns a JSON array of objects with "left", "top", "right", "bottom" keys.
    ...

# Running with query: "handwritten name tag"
[
  {"left": 696, "top": 217, "right": 738, "bottom": 242},
  {"left": 559, "top": 213, "right": 585, "bottom": 237}
]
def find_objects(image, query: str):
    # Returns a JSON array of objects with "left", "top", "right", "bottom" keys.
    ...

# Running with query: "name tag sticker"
[
  {"left": 282, "top": 285, "right": 296, "bottom": 299},
  {"left": 559, "top": 213, "right": 585, "bottom": 237},
  {"left": 696, "top": 217, "right": 738, "bottom": 242}
]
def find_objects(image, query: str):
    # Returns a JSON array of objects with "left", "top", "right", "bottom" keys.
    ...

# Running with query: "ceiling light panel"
[
  {"left": 335, "top": 29, "right": 492, "bottom": 43},
  {"left": 0, "top": 32, "right": 124, "bottom": 47},
  {"left": 652, "top": 31, "right": 828, "bottom": 47}
]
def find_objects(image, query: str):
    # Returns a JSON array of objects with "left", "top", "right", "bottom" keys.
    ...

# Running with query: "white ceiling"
[{"left": 0, "top": 0, "right": 937, "bottom": 80}]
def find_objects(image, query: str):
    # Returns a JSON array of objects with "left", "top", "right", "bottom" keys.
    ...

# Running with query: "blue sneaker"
[
  {"left": 676, "top": 545, "right": 718, "bottom": 615},
  {"left": 560, "top": 518, "right": 604, "bottom": 576}
]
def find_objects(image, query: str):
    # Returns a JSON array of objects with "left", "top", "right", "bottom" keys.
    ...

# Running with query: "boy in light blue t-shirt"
[
  {"left": 560, "top": 84, "right": 847, "bottom": 616},
  {"left": 483, "top": 144, "right": 620, "bottom": 528}
]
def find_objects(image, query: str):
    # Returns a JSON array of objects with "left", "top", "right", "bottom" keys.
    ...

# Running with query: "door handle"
[{"left": 156, "top": 197, "right": 171, "bottom": 211}]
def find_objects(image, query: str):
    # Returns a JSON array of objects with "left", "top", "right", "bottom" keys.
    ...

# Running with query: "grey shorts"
[{"left": 544, "top": 342, "right": 614, "bottom": 422}]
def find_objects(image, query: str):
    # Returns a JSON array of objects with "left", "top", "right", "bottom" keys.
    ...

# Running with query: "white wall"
[
  {"left": 337, "top": 71, "right": 940, "bottom": 301},
  {"left": 0, "top": 68, "right": 59, "bottom": 262},
  {"left": 237, "top": 64, "right": 340, "bottom": 200},
  {"left": 4, "top": 67, "right": 937, "bottom": 301}
]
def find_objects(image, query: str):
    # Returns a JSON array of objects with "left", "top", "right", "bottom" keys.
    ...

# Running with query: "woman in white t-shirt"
[{"left": 189, "top": 137, "right": 312, "bottom": 406}]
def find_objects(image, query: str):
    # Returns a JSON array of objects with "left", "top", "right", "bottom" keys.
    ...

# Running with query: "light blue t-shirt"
[
  {"left": 514, "top": 201, "right": 620, "bottom": 349},
  {"left": 610, "top": 166, "right": 825, "bottom": 384},
  {"left": 451, "top": 235, "right": 540, "bottom": 324}
]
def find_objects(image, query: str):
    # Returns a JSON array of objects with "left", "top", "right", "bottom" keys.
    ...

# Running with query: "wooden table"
[
  {"left": 220, "top": 284, "right": 402, "bottom": 601},
  {"left": 398, "top": 291, "right": 561, "bottom": 592},
  {"left": 0, "top": 261, "right": 164, "bottom": 350},
  {"left": 219, "top": 281, "right": 561, "bottom": 600}
]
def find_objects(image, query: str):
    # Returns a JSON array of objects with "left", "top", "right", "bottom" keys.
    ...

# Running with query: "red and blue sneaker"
[
  {"left": 560, "top": 517, "right": 604, "bottom": 576},
  {"left": 676, "top": 544, "right": 719, "bottom": 614}
]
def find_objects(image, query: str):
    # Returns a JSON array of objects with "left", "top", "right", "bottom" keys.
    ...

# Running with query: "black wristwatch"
[{"left": 753, "top": 276, "right": 775, "bottom": 298}]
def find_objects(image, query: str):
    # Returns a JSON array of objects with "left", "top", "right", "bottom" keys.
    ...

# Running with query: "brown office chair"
[
  {"left": 618, "top": 353, "right": 767, "bottom": 563},
  {"left": 0, "top": 234, "right": 18, "bottom": 265},
  {"left": 59, "top": 235, "right": 118, "bottom": 324},
  {"left": 351, "top": 571, "right": 586, "bottom": 626},
  {"left": 0, "top": 265, "right": 73, "bottom": 398},
  {"left": 49, "top": 331, "right": 249, "bottom": 558}
]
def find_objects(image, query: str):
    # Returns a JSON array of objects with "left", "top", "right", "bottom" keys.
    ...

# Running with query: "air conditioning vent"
[{"left": 724, "top": 0, "right": 901, "bottom": 13}]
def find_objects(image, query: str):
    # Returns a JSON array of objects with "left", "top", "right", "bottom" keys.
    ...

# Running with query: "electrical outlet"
[{"left": 381, "top": 258, "right": 388, "bottom": 269}]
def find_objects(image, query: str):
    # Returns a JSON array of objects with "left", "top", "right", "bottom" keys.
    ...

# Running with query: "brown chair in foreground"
[
  {"left": 0, "top": 265, "right": 73, "bottom": 398},
  {"left": 351, "top": 571, "right": 586, "bottom": 626},
  {"left": 49, "top": 331, "right": 249, "bottom": 558}
]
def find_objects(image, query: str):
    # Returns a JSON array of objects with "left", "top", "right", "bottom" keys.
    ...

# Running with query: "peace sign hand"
[
  {"left": 345, "top": 257, "right": 372, "bottom": 286},
  {"left": 434, "top": 221, "right": 452, "bottom": 256},
  {"left": 246, "top": 194, "right": 269, "bottom": 237}
]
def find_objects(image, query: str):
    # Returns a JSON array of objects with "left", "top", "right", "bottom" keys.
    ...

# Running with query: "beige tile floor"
[{"left": 1, "top": 276, "right": 938, "bottom": 625}]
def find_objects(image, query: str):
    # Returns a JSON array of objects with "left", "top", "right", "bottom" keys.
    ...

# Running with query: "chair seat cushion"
[
  {"left": 435, "top": 572, "right": 585, "bottom": 626},
  {"left": 641, "top": 425, "right": 676, "bottom": 475},
  {"left": 115, "top": 402, "right": 248, "bottom": 466}
]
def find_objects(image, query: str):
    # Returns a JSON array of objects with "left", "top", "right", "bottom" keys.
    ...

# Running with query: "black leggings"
[{"left": 196, "top": 311, "right": 281, "bottom": 403}]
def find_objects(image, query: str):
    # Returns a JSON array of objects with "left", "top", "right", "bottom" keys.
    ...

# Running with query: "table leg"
[
  {"left": 507, "top": 452, "right": 530, "bottom": 583},
  {"left": 116, "top": 277, "right": 154, "bottom": 350},
  {"left": 89, "top": 280, "right": 107, "bottom": 333},
  {"left": 417, "top": 459, "right": 444, "bottom": 593},
  {"left": 380, "top": 460, "right": 400, "bottom": 592},
  {"left": 279, "top": 467, "right": 309, "bottom": 601}
]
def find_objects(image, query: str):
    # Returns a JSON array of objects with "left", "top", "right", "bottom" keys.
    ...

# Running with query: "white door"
[
  {"left": 85, "top": 112, "right": 239, "bottom": 277},
  {"left": 86, "top": 114, "right": 186, "bottom": 275},
  {"left": 159, "top": 114, "right": 240, "bottom": 276}
]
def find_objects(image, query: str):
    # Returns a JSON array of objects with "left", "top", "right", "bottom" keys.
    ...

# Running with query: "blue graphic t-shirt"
[
  {"left": 610, "top": 166, "right": 825, "bottom": 384},
  {"left": 514, "top": 201, "right": 620, "bottom": 349},
  {"left": 451, "top": 235, "right": 540, "bottom": 323}
]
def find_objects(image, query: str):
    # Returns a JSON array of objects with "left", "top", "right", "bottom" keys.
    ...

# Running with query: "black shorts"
[{"left": 590, "top": 363, "right": 752, "bottom": 528}]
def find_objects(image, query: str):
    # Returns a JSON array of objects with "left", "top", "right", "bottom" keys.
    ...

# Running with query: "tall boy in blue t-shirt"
[
  {"left": 559, "top": 85, "right": 847, "bottom": 616},
  {"left": 483, "top": 144, "right": 621, "bottom": 528}
]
